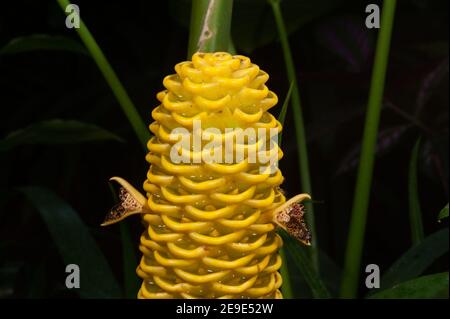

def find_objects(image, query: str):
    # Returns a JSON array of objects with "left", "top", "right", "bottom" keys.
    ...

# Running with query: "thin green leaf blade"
[
  {"left": 269, "top": 0, "right": 318, "bottom": 272},
  {"left": 408, "top": 138, "right": 425, "bottom": 245},
  {"left": 57, "top": 0, "right": 150, "bottom": 148},
  {"left": 277, "top": 82, "right": 294, "bottom": 146},
  {"left": 276, "top": 81, "right": 295, "bottom": 298},
  {"left": 0, "top": 119, "right": 123, "bottom": 151},
  {"left": 280, "top": 231, "right": 331, "bottom": 298},
  {"left": 369, "top": 272, "right": 449, "bottom": 299},
  {"left": 20, "top": 187, "right": 122, "bottom": 298},
  {"left": 0, "top": 34, "right": 88, "bottom": 55},
  {"left": 379, "top": 228, "right": 449, "bottom": 291},
  {"left": 438, "top": 204, "right": 449, "bottom": 221}
]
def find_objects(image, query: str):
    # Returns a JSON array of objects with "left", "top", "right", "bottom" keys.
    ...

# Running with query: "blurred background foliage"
[{"left": 0, "top": 0, "right": 448, "bottom": 298}]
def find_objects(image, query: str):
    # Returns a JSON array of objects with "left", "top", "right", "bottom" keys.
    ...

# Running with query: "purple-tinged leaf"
[
  {"left": 336, "top": 124, "right": 411, "bottom": 176},
  {"left": 315, "top": 16, "right": 374, "bottom": 72},
  {"left": 416, "top": 58, "right": 449, "bottom": 116}
]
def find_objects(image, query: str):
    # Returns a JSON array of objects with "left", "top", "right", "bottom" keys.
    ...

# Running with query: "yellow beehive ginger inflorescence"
[
  {"left": 103, "top": 52, "right": 312, "bottom": 299},
  {"left": 140, "top": 52, "right": 284, "bottom": 299}
]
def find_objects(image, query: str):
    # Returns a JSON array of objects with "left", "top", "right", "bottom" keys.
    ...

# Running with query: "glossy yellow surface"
[{"left": 138, "top": 52, "right": 285, "bottom": 299}]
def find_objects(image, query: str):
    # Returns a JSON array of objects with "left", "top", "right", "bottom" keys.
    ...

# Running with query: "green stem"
[
  {"left": 57, "top": 0, "right": 150, "bottom": 148},
  {"left": 340, "top": 0, "right": 397, "bottom": 298},
  {"left": 188, "top": 0, "right": 234, "bottom": 58},
  {"left": 269, "top": 0, "right": 318, "bottom": 271}
]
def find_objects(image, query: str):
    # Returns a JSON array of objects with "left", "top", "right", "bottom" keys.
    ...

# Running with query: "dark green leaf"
[
  {"left": 20, "top": 187, "right": 121, "bottom": 298},
  {"left": 0, "top": 34, "right": 88, "bottom": 55},
  {"left": 108, "top": 182, "right": 139, "bottom": 298},
  {"left": 408, "top": 138, "right": 425, "bottom": 245},
  {"left": 27, "top": 259, "right": 47, "bottom": 298},
  {"left": 0, "top": 119, "right": 124, "bottom": 151},
  {"left": 318, "top": 250, "right": 342, "bottom": 296},
  {"left": 380, "top": 228, "right": 449, "bottom": 291},
  {"left": 369, "top": 272, "right": 449, "bottom": 299},
  {"left": 120, "top": 222, "right": 140, "bottom": 298},
  {"left": 279, "top": 246, "right": 293, "bottom": 298},
  {"left": 280, "top": 231, "right": 331, "bottom": 298},
  {"left": 438, "top": 204, "right": 449, "bottom": 221},
  {"left": 0, "top": 262, "right": 21, "bottom": 298}
]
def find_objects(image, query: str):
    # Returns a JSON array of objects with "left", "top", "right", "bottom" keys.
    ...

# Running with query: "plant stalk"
[
  {"left": 340, "top": 0, "right": 397, "bottom": 298},
  {"left": 57, "top": 0, "right": 150, "bottom": 148},
  {"left": 188, "top": 0, "right": 234, "bottom": 58}
]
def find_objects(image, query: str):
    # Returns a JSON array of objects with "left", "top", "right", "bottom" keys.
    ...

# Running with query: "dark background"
[{"left": 0, "top": 0, "right": 448, "bottom": 298}]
